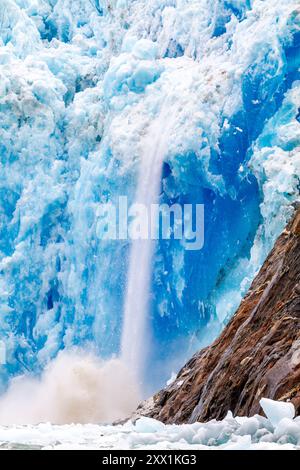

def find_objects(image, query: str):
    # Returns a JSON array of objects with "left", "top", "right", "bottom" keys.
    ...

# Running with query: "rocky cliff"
[{"left": 138, "top": 207, "right": 300, "bottom": 423}]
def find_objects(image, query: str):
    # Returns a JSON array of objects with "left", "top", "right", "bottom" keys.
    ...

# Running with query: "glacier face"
[{"left": 0, "top": 0, "right": 299, "bottom": 392}]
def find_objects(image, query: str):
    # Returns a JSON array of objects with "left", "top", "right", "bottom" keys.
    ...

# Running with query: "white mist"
[{"left": 0, "top": 351, "right": 140, "bottom": 425}]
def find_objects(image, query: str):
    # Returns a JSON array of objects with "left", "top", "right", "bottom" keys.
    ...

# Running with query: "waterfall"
[{"left": 121, "top": 102, "right": 172, "bottom": 387}]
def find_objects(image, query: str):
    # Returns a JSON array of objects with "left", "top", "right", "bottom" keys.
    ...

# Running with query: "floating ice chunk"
[
  {"left": 1, "top": 410, "right": 300, "bottom": 449},
  {"left": 236, "top": 416, "right": 260, "bottom": 436},
  {"left": 260, "top": 398, "right": 295, "bottom": 427},
  {"left": 173, "top": 424, "right": 197, "bottom": 444},
  {"left": 134, "top": 417, "right": 165, "bottom": 433},
  {"left": 275, "top": 417, "right": 300, "bottom": 445}
]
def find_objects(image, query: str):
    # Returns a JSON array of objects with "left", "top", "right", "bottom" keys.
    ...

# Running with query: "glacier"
[{"left": 0, "top": 0, "right": 300, "bottom": 396}]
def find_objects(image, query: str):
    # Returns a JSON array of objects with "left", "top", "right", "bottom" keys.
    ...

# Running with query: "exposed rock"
[{"left": 138, "top": 208, "right": 300, "bottom": 423}]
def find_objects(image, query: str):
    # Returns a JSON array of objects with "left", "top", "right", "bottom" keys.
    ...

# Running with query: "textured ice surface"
[
  {"left": 260, "top": 398, "right": 296, "bottom": 427},
  {"left": 0, "top": 399, "right": 299, "bottom": 450},
  {"left": 0, "top": 0, "right": 300, "bottom": 391}
]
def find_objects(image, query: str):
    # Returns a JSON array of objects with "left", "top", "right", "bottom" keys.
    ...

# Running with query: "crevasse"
[{"left": 0, "top": 0, "right": 299, "bottom": 392}]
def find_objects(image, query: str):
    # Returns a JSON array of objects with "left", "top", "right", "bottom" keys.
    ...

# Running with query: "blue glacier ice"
[{"left": 0, "top": 0, "right": 299, "bottom": 394}]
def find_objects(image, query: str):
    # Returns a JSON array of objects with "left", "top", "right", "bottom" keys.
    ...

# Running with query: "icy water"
[{"left": 1, "top": 408, "right": 300, "bottom": 450}]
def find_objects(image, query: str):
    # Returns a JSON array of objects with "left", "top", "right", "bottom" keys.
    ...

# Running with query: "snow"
[{"left": 0, "top": 399, "right": 299, "bottom": 450}]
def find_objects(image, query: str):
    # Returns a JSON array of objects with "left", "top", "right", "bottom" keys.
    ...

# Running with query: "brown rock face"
[{"left": 140, "top": 208, "right": 300, "bottom": 423}]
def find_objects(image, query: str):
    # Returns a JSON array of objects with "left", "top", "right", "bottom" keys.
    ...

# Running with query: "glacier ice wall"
[{"left": 0, "top": 0, "right": 299, "bottom": 391}]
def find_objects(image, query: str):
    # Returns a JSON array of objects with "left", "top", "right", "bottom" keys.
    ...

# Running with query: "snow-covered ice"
[{"left": 0, "top": 399, "right": 299, "bottom": 450}]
